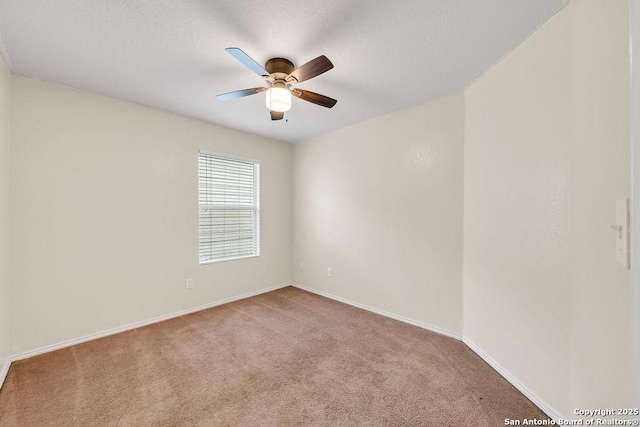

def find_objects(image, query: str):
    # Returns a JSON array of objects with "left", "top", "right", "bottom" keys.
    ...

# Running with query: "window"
[{"left": 198, "top": 151, "right": 260, "bottom": 264}]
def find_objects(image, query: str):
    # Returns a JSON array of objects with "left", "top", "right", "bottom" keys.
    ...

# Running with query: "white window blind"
[{"left": 198, "top": 152, "right": 260, "bottom": 264}]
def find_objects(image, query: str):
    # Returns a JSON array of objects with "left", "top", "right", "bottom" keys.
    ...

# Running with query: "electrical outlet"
[
  {"left": 186, "top": 278, "right": 193, "bottom": 290},
  {"left": 327, "top": 267, "right": 332, "bottom": 277},
  {"left": 300, "top": 262, "right": 304, "bottom": 270}
]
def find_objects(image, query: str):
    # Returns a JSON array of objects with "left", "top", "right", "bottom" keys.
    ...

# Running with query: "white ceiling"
[{"left": 0, "top": 0, "right": 567, "bottom": 143}]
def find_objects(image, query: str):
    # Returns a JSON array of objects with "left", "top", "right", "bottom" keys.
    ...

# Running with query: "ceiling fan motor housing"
[{"left": 265, "top": 58, "right": 295, "bottom": 77}]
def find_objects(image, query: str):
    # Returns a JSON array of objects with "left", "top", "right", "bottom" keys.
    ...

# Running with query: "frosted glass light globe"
[{"left": 265, "top": 87, "right": 291, "bottom": 112}]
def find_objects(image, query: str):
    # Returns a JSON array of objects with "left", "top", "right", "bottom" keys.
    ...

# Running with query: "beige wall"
[
  {"left": 568, "top": 0, "right": 630, "bottom": 411},
  {"left": 292, "top": 93, "right": 464, "bottom": 336},
  {"left": 9, "top": 77, "right": 292, "bottom": 354},
  {"left": 464, "top": 0, "right": 629, "bottom": 417},
  {"left": 0, "top": 58, "right": 10, "bottom": 366},
  {"left": 464, "top": 7, "right": 572, "bottom": 414},
  {"left": 632, "top": 0, "right": 640, "bottom": 408}
]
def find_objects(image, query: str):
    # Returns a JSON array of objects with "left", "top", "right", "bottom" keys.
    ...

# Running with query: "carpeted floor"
[{"left": 0, "top": 286, "right": 548, "bottom": 426}]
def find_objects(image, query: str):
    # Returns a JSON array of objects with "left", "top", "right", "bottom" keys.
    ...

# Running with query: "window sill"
[{"left": 199, "top": 254, "right": 260, "bottom": 265}]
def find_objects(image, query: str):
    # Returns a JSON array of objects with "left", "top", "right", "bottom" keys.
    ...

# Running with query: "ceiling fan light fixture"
[
  {"left": 265, "top": 87, "right": 291, "bottom": 112},
  {"left": 217, "top": 48, "right": 336, "bottom": 119}
]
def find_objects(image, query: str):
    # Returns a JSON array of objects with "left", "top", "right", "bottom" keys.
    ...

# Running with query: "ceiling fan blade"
[
  {"left": 271, "top": 111, "right": 284, "bottom": 121},
  {"left": 292, "top": 89, "right": 337, "bottom": 108},
  {"left": 287, "top": 55, "right": 333, "bottom": 83},
  {"left": 225, "top": 48, "right": 269, "bottom": 77},
  {"left": 216, "top": 87, "right": 266, "bottom": 101}
]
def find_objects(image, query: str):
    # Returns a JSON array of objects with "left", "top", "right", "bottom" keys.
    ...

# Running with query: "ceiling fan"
[{"left": 216, "top": 48, "right": 337, "bottom": 121}]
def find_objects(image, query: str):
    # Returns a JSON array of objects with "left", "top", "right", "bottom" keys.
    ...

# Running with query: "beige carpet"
[{"left": 0, "top": 287, "right": 548, "bottom": 426}]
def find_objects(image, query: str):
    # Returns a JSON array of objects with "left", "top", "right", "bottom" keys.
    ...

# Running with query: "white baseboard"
[
  {"left": 0, "top": 357, "right": 9, "bottom": 391},
  {"left": 291, "top": 283, "right": 463, "bottom": 340},
  {"left": 463, "top": 337, "right": 563, "bottom": 422},
  {"left": 10, "top": 282, "right": 291, "bottom": 362}
]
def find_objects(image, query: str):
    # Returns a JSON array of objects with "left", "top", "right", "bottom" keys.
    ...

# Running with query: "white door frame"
[{"left": 630, "top": 0, "right": 640, "bottom": 408}]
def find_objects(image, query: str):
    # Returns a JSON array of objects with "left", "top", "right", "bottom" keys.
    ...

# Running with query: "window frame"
[{"left": 198, "top": 150, "right": 261, "bottom": 265}]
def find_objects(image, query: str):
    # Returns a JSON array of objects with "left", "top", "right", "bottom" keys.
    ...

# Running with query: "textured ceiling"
[{"left": 0, "top": 0, "right": 567, "bottom": 143}]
